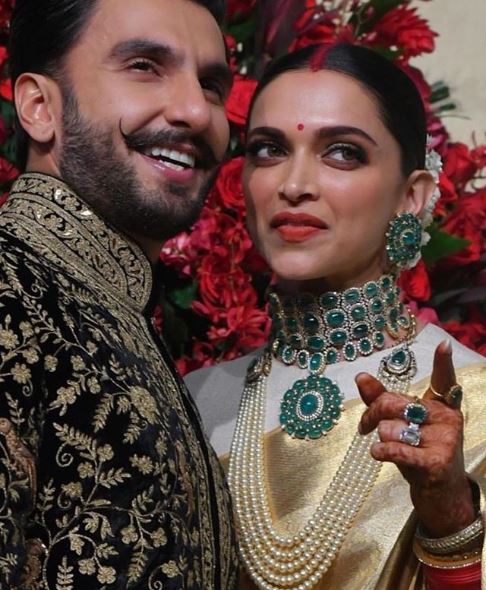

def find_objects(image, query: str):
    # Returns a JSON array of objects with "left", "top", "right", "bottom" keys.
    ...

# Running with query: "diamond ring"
[{"left": 400, "top": 423, "right": 421, "bottom": 446}]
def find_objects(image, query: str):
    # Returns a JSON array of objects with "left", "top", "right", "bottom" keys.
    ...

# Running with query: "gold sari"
[{"left": 221, "top": 363, "right": 486, "bottom": 589}]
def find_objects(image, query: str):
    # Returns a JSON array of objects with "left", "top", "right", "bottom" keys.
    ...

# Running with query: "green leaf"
[
  {"left": 369, "top": 45, "right": 402, "bottom": 61},
  {"left": 422, "top": 226, "right": 470, "bottom": 265},
  {"left": 225, "top": 11, "right": 258, "bottom": 44},
  {"left": 168, "top": 283, "right": 198, "bottom": 310},
  {"left": 430, "top": 82, "right": 451, "bottom": 103}
]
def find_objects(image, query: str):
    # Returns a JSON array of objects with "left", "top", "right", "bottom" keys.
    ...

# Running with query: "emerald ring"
[{"left": 403, "top": 401, "right": 428, "bottom": 425}]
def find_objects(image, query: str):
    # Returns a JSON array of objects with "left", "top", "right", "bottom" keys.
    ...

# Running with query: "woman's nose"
[{"left": 277, "top": 164, "right": 320, "bottom": 204}]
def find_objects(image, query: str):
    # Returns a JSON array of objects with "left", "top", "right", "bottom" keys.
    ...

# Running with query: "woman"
[{"left": 185, "top": 44, "right": 485, "bottom": 589}]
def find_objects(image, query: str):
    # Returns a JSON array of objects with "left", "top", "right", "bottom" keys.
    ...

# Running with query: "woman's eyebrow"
[
  {"left": 317, "top": 125, "right": 378, "bottom": 146},
  {"left": 247, "top": 127, "right": 286, "bottom": 142}
]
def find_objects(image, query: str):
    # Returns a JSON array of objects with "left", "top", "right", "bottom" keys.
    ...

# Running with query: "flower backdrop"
[{"left": 0, "top": 0, "right": 484, "bottom": 373}]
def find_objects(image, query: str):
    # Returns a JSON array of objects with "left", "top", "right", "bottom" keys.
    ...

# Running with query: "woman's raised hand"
[{"left": 356, "top": 341, "right": 476, "bottom": 537}]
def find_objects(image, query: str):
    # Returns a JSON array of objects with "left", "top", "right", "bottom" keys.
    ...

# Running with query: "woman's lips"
[{"left": 270, "top": 212, "right": 328, "bottom": 243}]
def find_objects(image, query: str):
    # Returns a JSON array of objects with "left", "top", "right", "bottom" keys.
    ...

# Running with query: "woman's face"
[{"left": 243, "top": 69, "right": 419, "bottom": 292}]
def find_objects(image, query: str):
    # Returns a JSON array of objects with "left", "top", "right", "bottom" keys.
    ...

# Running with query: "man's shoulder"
[{"left": 0, "top": 226, "right": 53, "bottom": 297}]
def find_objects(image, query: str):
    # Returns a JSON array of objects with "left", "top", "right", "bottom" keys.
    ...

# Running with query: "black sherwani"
[{"left": 0, "top": 173, "right": 238, "bottom": 589}]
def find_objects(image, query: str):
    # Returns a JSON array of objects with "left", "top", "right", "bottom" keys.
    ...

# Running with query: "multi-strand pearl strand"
[
  {"left": 228, "top": 371, "right": 382, "bottom": 590},
  {"left": 228, "top": 305, "right": 418, "bottom": 589}
]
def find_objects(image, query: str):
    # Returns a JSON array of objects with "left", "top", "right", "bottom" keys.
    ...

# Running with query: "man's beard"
[{"left": 58, "top": 88, "right": 219, "bottom": 242}]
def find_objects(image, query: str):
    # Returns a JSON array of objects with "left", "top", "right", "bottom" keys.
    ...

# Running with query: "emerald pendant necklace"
[{"left": 260, "top": 273, "right": 414, "bottom": 439}]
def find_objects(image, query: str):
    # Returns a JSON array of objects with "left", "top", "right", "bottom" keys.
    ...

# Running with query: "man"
[{"left": 0, "top": 0, "right": 238, "bottom": 588}]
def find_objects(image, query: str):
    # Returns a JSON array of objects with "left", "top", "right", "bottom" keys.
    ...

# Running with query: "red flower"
[
  {"left": 471, "top": 143, "right": 486, "bottom": 170},
  {"left": 224, "top": 34, "right": 239, "bottom": 73},
  {"left": 291, "top": 17, "right": 338, "bottom": 51},
  {"left": 399, "top": 260, "right": 431, "bottom": 302},
  {"left": 159, "top": 232, "right": 195, "bottom": 277},
  {"left": 0, "top": 115, "right": 8, "bottom": 145},
  {"left": 435, "top": 173, "right": 458, "bottom": 217},
  {"left": 206, "top": 303, "right": 270, "bottom": 353},
  {"left": 213, "top": 156, "right": 245, "bottom": 211},
  {"left": 440, "top": 190, "right": 486, "bottom": 266},
  {"left": 0, "top": 1, "right": 14, "bottom": 31},
  {"left": 400, "top": 64, "right": 431, "bottom": 104},
  {"left": 0, "top": 157, "right": 18, "bottom": 185},
  {"left": 290, "top": 7, "right": 355, "bottom": 52},
  {"left": 407, "top": 301, "right": 440, "bottom": 327},
  {"left": 369, "top": 6, "right": 437, "bottom": 60},
  {"left": 443, "top": 142, "right": 478, "bottom": 187},
  {"left": 226, "top": 75, "right": 257, "bottom": 128},
  {"left": 176, "top": 341, "right": 217, "bottom": 375},
  {"left": 226, "top": 0, "right": 256, "bottom": 21},
  {"left": 443, "top": 308, "right": 486, "bottom": 355},
  {"left": 0, "top": 78, "right": 12, "bottom": 101}
]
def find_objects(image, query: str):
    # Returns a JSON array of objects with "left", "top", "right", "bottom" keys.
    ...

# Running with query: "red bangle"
[{"left": 425, "top": 562, "right": 481, "bottom": 590}]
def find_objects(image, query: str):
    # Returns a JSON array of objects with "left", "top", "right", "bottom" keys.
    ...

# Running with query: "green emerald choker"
[
  {"left": 264, "top": 274, "right": 414, "bottom": 440},
  {"left": 268, "top": 273, "right": 410, "bottom": 376}
]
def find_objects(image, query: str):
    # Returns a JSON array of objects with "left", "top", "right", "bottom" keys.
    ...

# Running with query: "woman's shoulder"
[
  {"left": 184, "top": 349, "right": 262, "bottom": 452},
  {"left": 185, "top": 347, "right": 261, "bottom": 398}
]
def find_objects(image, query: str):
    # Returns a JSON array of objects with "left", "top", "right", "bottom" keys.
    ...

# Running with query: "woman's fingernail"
[{"left": 443, "top": 339, "right": 452, "bottom": 354}]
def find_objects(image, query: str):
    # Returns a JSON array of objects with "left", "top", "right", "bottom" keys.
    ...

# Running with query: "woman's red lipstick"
[{"left": 270, "top": 212, "right": 328, "bottom": 242}]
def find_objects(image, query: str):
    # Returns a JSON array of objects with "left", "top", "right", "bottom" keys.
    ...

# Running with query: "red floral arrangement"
[{"left": 0, "top": 0, "right": 484, "bottom": 372}]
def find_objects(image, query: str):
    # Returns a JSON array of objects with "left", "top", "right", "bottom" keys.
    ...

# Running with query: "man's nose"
[{"left": 164, "top": 73, "right": 212, "bottom": 134}]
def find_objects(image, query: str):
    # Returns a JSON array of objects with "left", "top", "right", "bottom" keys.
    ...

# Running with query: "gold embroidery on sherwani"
[
  {"left": 0, "top": 418, "right": 37, "bottom": 500},
  {"left": 0, "top": 173, "right": 238, "bottom": 589}
]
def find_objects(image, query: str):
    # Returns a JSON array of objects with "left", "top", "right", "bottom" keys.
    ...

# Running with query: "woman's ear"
[
  {"left": 14, "top": 73, "right": 61, "bottom": 145},
  {"left": 398, "top": 169, "right": 436, "bottom": 217}
]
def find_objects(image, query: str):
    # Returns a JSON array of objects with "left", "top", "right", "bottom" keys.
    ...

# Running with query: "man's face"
[{"left": 57, "top": 0, "right": 232, "bottom": 242}]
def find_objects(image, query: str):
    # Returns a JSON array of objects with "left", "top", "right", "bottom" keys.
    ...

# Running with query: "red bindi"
[{"left": 297, "top": 124, "right": 305, "bottom": 131}]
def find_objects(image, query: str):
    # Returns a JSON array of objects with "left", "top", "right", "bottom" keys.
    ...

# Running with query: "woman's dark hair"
[
  {"left": 9, "top": 0, "right": 225, "bottom": 170},
  {"left": 249, "top": 43, "right": 427, "bottom": 177}
]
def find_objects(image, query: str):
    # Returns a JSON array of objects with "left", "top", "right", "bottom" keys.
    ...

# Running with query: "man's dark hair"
[{"left": 9, "top": 0, "right": 226, "bottom": 170}]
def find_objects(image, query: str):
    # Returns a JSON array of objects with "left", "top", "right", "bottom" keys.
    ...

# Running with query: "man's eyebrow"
[
  {"left": 108, "top": 39, "right": 232, "bottom": 88},
  {"left": 108, "top": 39, "right": 180, "bottom": 65},
  {"left": 317, "top": 125, "right": 378, "bottom": 146}
]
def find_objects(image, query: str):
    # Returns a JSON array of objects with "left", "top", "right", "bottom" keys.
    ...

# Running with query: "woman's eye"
[
  {"left": 325, "top": 144, "right": 366, "bottom": 164},
  {"left": 246, "top": 142, "right": 285, "bottom": 160}
]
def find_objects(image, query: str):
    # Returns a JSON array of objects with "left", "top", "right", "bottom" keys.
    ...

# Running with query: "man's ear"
[
  {"left": 398, "top": 169, "right": 436, "bottom": 217},
  {"left": 14, "top": 73, "right": 61, "bottom": 145}
]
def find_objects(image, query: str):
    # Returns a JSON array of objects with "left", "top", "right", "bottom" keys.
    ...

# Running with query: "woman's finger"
[
  {"left": 423, "top": 340, "right": 460, "bottom": 407},
  {"left": 355, "top": 372, "right": 387, "bottom": 407}
]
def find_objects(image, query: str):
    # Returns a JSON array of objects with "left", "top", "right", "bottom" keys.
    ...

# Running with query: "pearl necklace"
[{"left": 228, "top": 288, "right": 417, "bottom": 589}]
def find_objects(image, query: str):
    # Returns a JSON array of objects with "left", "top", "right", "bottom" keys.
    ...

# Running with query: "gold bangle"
[
  {"left": 413, "top": 538, "right": 482, "bottom": 569},
  {"left": 415, "top": 516, "right": 484, "bottom": 555}
]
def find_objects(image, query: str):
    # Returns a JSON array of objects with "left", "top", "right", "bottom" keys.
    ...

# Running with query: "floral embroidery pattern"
[{"left": 0, "top": 174, "right": 238, "bottom": 589}]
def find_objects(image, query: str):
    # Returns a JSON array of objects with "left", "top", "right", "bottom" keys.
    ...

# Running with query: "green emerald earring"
[{"left": 386, "top": 213, "right": 422, "bottom": 270}]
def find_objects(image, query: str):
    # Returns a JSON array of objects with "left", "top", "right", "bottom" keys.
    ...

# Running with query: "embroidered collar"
[{"left": 0, "top": 172, "right": 153, "bottom": 311}]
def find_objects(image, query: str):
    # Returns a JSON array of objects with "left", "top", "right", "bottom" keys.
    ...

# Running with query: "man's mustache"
[{"left": 120, "top": 123, "right": 219, "bottom": 170}]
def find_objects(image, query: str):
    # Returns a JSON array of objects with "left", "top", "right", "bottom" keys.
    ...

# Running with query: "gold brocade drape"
[{"left": 221, "top": 362, "right": 486, "bottom": 590}]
